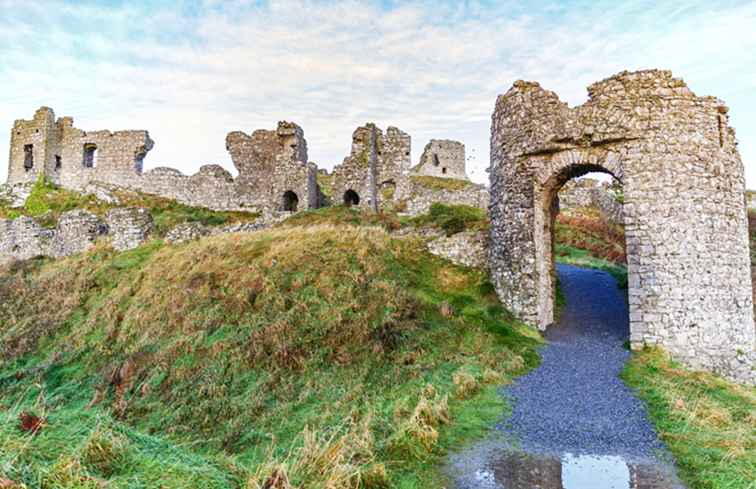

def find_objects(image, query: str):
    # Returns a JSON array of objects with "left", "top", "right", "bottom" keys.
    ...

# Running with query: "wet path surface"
[{"left": 447, "top": 264, "right": 685, "bottom": 489}]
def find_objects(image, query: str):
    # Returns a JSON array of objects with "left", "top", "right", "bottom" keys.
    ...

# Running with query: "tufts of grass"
[
  {"left": 0, "top": 223, "right": 541, "bottom": 488},
  {"left": 409, "top": 203, "right": 488, "bottom": 236},
  {"left": 555, "top": 208, "right": 626, "bottom": 265},
  {"left": 279, "top": 205, "right": 401, "bottom": 231},
  {"left": 554, "top": 244, "right": 628, "bottom": 288},
  {"left": 410, "top": 176, "right": 475, "bottom": 192},
  {"left": 623, "top": 348, "right": 756, "bottom": 489}
]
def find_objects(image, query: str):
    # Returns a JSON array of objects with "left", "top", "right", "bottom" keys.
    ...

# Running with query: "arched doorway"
[
  {"left": 488, "top": 70, "right": 754, "bottom": 383},
  {"left": 282, "top": 191, "right": 299, "bottom": 212},
  {"left": 540, "top": 165, "right": 624, "bottom": 327},
  {"left": 343, "top": 189, "right": 360, "bottom": 207}
]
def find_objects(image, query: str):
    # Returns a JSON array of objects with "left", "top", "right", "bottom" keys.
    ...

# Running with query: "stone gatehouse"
[{"left": 489, "top": 69, "right": 754, "bottom": 383}]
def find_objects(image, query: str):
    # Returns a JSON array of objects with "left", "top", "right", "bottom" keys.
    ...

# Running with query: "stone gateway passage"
[{"left": 488, "top": 69, "right": 754, "bottom": 384}]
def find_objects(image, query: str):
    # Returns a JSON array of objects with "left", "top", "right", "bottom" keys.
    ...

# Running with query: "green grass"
[
  {"left": 623, "top": 349, "right": 756, "bottom": 489},
  {"left": 0, "top": 178, "right": 258, "bottom": 234},
  {"left": 554, "top": 243, "right": 628, "bottom": 288},
  {"left": 409, "top": 176, "right": 475, "bottom": 192},
  {"left": 0, "top": 222, "right": 540, "bottom": 488},
  {"left": 280, "top": 205, "right": 401, "bottom": 231},
  {"left": 408, "top": 203, "right": 488, "bottom": 236}
]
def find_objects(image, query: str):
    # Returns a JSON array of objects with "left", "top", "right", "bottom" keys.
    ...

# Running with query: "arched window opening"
[
  {"left": 432, "top": 154, "right": 440, "bottom": 167},
  {"left": 55, "top": 155, "right": 62, "bottom": 170},
  {"left": 282, "top": 191, "right": 299, "bottom": 212},
  {"left": 442, "top": 167, "right": 447, "bottom": 174},
  {"left": 343, "top": 189, "right": 360, "bottom": 207},
  {"left": 83, "top": 143, "right": 98, "bottom": 168},
  {"left": 23, "top": 144, "right": 33, "bottom": 171}
]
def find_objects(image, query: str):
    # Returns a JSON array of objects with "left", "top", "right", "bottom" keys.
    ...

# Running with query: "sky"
[{"left": 0, "top": 0, "right": 754, "bottom": 187}]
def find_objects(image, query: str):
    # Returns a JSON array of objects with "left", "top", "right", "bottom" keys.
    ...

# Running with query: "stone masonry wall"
[
  {"left": 489, "top": 69, "right": 754, "bottom": 383},
  {"left": 403, "top": 179, "right": 489, "bottom": 216},
  {"left": 413, "top": 139, "right": 468, "bottom": 180},
  {"left": 558, "top": 178, "right": 623, "bottom": 224},
  {"left": 7, "top": 108, "right": 317, "bottom": 214},
  {"left": 329, "top": 124, "right": 411, "bottom": 211}
]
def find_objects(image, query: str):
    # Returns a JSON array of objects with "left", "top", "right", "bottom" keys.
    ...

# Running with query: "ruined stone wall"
[
  {"left": 426, "top": 230, "right": 488, "bottom": 268},
  {"left": 489, "top": 69, "right": 755, "bottom": 383},
  {"left": 0, "top": 210, "right": 110, "bottom": 263},
  {"left": 329, "top": 124, "right": 411, "bottom": 211},
  {"left": 7, "top": 108, "right": 317, "bottom": 214},
  {"left": 558, "top": 178, "right": 623, "bottom": 224},
  {"left": 403, "top": 178, "right": 489, "bottom": 216},
  {"left": 413, "top": 139, "right": 468, "bottom": 180}
]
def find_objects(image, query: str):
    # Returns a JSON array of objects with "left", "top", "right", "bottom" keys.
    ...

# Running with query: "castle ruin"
[
  {"left": 413, "top": 139, "right": 469, "bottom": 181},
  {"left": 489, "top": 69, "right": 754, "bottom": 383},
  {"left": 7, "top": 107, "right": 318, "bottom": 214}
]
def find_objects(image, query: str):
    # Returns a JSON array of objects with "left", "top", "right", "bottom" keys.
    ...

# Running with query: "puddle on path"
[{"left": 486, "top": 450, "right": 683, "bottom": 489}]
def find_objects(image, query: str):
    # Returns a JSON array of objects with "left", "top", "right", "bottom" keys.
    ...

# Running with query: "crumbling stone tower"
[
  {"left": 226, "top": 121, "right": 318, "bottom": 212},
  {"left": 489, "top": 69, "right": 754, "bottom": 383},
  {"left": 330, "top": 124, "right": 411, "bottom": 211},
  {"left": 8, "top": 107, "right": 153, "bottom": 188},
  {"left": 413, "top": 139, "right": 469, "bottom": 180}
]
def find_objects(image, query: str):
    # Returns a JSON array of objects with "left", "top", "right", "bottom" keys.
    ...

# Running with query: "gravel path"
[
  {"left": 446, "top": 264, "right": 683, "bottom": 488},
  {"left": 501, "top": 264, "right": 664, "bottom": 457}
]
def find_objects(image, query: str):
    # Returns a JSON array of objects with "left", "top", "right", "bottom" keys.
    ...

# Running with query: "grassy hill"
[{"left": 0, "top": 214, "right": 540, "bottom": 488}]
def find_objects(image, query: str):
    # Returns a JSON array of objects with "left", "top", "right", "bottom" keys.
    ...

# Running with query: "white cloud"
[{"left": 0, "top": 0, "right": 754, "bottom": 188}]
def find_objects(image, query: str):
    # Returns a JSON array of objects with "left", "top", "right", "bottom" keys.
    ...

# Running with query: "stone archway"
[
  {"left": 488, "top": 70, "right": 754, "bottom": 383},
  {"left": 343, "top": 189, "right": 360, "bottom": 207},
  {"left": 282, "top": 190, "right": 299, "bottom": 212}
]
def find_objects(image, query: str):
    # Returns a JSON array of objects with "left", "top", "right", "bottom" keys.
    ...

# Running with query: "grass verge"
[{"left": 622, "top": 349, "right": 756, "bottom": 489}]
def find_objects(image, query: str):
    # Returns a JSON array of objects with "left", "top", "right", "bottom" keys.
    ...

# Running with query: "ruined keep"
[
  {"left": 489, "top": 69, "right": 755, "bottom": 383},
  {"left": 413, "top": 139, "right": 469, "bottom": 180},
  {"left": 329, "top": 124, "right": 411, "bottom": 211},
  {"left": 7, "top": 107, "right": 317, "bottom": 214}
]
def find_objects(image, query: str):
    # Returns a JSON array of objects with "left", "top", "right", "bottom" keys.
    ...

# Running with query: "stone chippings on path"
[
  {"left": 501, "top": 265, "right": 664, "bottom": 457},
  {"left": 446, "top": 265, "right": 685, "bottom": 489}
]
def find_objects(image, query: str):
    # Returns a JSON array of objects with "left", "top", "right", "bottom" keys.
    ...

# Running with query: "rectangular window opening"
[
  {"left": 23, "top": 144, "right": 33, "bottom": 171},
  {"left": 83, "top": 144, "right": 98, "bottom": 168}
]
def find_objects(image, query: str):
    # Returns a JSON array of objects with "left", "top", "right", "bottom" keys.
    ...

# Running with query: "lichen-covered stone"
[
  {"left": 489, "top": 69, "right": 755, "bottom": 383},
  {"left": 106, "top": 207, "right": 153, "bottom": 251},
  {"left": 427, "top": 231, "right": 488, "bottom": 268}
]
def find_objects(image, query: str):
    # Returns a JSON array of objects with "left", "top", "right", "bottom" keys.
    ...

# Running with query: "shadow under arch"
[
  {"left": 282, "top": 190, "right": 299, "bottom": 212},
  {"left": 343, "top": 189, "right": 360, "bottom": 207}
]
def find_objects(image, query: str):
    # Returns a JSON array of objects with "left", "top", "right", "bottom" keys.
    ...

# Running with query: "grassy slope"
[
  {"left": 0, "top": 215, "right": 540, "bottom": 488},
  {"left": 554, "top": 208, "right": 628, "bottom": 287},
  {"left": 0, "top": 178, "right": 257, "bottom": 235},
  {"left": 623, "top": 350, "right": 755, "bottom": 489}
]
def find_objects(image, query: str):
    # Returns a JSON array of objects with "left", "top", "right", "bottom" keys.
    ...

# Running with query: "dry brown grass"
[{"left": 556, "top": 209, "right": 626, "bottom": 264}]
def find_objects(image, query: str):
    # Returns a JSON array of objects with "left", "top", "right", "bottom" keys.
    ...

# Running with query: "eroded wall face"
[
  {"left": 414, "top": 139, "right": 468, "bottom": 180},
  {"left": 490, "top": 70, "right": 755, "bottom": 383},
  {"left": 7, "top": 109, "right": 317, "bottom": 214},
  {"left": 330, "top": 124, "right": 411, "bottom": 211}
]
